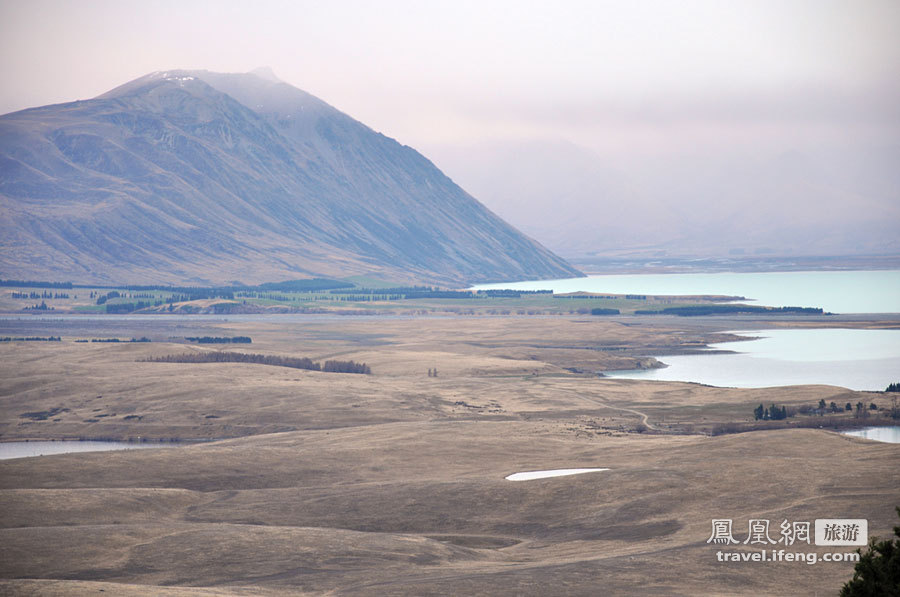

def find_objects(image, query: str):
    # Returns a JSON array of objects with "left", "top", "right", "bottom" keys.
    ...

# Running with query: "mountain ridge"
[{"left": 0, "top": 69, "right": 582, "bottom": 286}]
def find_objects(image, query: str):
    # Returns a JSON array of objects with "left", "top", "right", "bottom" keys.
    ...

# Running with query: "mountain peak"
[
  {"left": 250, "top": 66, "right": 281, "bottom": 83},
  {"left": 0, "top": 69, "right": 582, "bottom": 286}
]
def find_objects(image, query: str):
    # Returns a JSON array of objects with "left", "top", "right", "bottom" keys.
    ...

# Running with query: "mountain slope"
[{"left": 0, "top": 69, "right": 581, "bottom": 286}]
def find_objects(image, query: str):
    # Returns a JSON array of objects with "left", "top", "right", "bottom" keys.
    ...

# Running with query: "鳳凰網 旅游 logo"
[
  {"left": 705, "top": 517, "right": 867, "bottom": 565},
  {"left": 707, "top": 518, "right": 866, "bottom": 546}
]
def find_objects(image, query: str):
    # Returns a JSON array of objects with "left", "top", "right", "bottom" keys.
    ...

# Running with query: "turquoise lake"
[
  {"left": 605, "top": 328, "right": 900, "bottom": 391},
  {"left": 473, "top": 270, "right": 900, "bottom": 314},
  {"left": 475, "top": 270, "right": 900, "bottom": 390}
]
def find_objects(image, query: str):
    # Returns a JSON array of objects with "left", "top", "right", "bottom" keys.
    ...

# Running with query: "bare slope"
[{"left": 0, "top": 70, "right": 581, "bottom": 286}]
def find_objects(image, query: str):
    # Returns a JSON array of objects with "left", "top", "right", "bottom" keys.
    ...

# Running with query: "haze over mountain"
[
  {"left": 0, "top": 69, "right": 581, "bottom": 286},
  {"left": 431, "top": 139, "right": 900, "bottom": 261}
]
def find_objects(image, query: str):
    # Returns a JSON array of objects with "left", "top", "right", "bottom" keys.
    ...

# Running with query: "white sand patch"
[{"left": 505, "top": 468, "right": 609, "bottom": 481}]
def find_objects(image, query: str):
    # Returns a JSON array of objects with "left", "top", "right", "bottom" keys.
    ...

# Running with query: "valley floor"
[{"left": 1, "top": 315, "right": 898, "bottom": 595}]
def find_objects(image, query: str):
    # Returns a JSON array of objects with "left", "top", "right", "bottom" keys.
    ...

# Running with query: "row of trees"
[
  {"left": 0, "top": 279, "right": 72, "bottom": 289},
  {"left": 144, "top": 351, "right": 370, "bottom": 374},
  {"left": 73, "top": 337, "right": 151, "bottom": 343},
  {"left": 323, "top": 360, "right": 371, "bottom": 374},
  {"left": 636, "top": 305, "right": 824, "bottom": 316},
  {"left": 763, "top": 398, "right": 893, "bottom": 421},
  {"left": 12, "top": 291, "right": 69, "bottom": 299},
  {"left": 185, "top": 336, "right": 252, "bottom": 344}
]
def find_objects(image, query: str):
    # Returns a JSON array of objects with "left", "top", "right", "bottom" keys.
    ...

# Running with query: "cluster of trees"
[
  {"left": 95, "top": 291, "right": 121, "bottom": 304},
  {"left": 852, "top": 401, "right": 881, "bottom": 419},
  {"left": 106, "top": 301, "right": 156, "bottom": 314},
  {"left": 591, "top": 308, "right": 621, "bottom": 315},
  {"left": 800, "top": 400, "right": 851, "bottom": 414},
  {"left": 754, "top": 404, "right": 789, "bottom": 420},
  {"left": 185, "top": 336, "right": 252, "bottom": 344},
  {"left": 322, "top": 360, "right": 371, "bottom": 374},
  {"left": 24, "top": 301, "right": 53, "bottom": 310},
  {"left": 840, "top": 507, "right": 900, "bottom": 596},
  {"left": 887, "top": 382, "right": 900, "bottom": 393},
  {"left": 0, "top": 336, "right": 61, "bottom": 342},
  {"left": 427, "top": 368, "right": 439, "bottom": 377},
  {"left": 144, "top": 351, "right": 370, "bottom": 374}
]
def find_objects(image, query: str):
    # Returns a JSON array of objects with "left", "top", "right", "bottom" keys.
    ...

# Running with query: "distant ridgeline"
[{"left": 634, "top": 305, "right": 826, "bottom": 316}]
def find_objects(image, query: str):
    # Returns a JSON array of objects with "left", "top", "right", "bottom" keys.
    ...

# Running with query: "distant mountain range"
[
  {"left": 0, "top": 68, "right": 581, "bottom": 286},
  {"left": 431, "top": 139, "right": 900, "bottom": 261}
]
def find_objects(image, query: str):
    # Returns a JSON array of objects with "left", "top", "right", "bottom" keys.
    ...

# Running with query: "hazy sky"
[
  {"left": 1, "top": 0, "right": 897, "bottom": 163},
  {"left": 2, "top": 0, "right": 898, "bottom": 257}
]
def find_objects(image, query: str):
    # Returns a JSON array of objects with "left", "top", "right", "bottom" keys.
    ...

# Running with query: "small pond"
[
  {"left": 840, "top": 426, "right": 900, "bottom": 444},
  {"left": 0, "top": 440, "right": 180, "bottom": 460}
]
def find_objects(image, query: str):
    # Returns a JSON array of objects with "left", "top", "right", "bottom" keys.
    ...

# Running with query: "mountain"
[
  {"left": 0, "top": 69, "right": 581, "bottom": 286},
  {"left": 431, "top": 139, "right": 900, "bottom": 260}
]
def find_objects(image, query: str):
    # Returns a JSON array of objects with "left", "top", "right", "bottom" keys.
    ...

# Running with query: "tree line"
[
  {"left": 1, "top": 279, "right": 73, "bottom": 289},
  {"left": 143, "top": 351, "right": 370, "bottom": 374},
  {"left": 636, "top": 305, "right": 825, "bottom": 316},
  {"left": 185, "top": 336, "right": 252, "bottom": 344},
  {"left": 12, "top": 291, "right": 69, "bottom": 299}
]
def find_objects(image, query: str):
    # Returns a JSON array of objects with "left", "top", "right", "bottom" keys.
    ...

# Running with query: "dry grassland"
[{"left": 1, "top": 315, "right": 898, "bottom": 595}]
